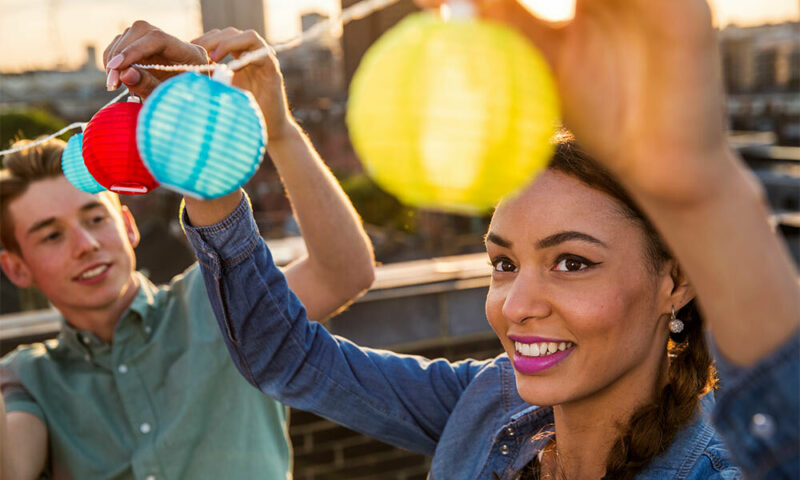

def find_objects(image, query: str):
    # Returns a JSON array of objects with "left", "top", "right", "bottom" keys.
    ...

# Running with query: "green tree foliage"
[
  {"left": 339, "top": 172, "right": 418, "bottom": 233},
  {"left": 0, "top": 108, "right": 71, "bottom": 163}
]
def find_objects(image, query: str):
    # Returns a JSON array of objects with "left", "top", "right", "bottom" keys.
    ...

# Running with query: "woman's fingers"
[
  {"left": 480, "top": 0, "right": 564, "bottom": 66},
  {"left": 103, "top": 33, "right": 124, "bottom": 69},
  {"left": 103, "top": 21, "right": 209, "bottom": 95},
  {"left": 210, "top": 30, "right": 271, "bottom": 63},
  {"left": 191, "top": 27, "right": 238, "bottom": 57},
  {"left": 110, "top": 28, "right": 207, "bottom": 72}
]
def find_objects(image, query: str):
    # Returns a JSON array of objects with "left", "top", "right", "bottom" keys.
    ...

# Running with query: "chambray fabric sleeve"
[
  {"left": 181, "top": 195, "right": 481, "bottom": 456},
  {"left": 710, "top": 332, "right": 800, "bottom": 479}
]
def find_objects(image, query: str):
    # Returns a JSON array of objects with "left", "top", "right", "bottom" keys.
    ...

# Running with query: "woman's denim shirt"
[{"left": 183, "top": 198, "right": 742, "bottom": 480}]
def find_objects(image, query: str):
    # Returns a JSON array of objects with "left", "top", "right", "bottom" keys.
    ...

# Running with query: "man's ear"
[
  {"left": 660, "top": 260, "right": 695, "bottom": 312},
  {"left": 0, "top": 250, "right": 34, "bottom": 288},
  {"left": 120, "top": 206, "right": 141, "bottom": 249}
]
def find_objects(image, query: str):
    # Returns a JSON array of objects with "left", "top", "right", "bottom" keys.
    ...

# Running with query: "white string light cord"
[
  {"left": 0, "top": 90, "right": 129, "bottom": 156},
  {"left": 127, "top": 0, "right": 401, "bottom": 74},
  {"left": 0, "top": 0, "right": 401, "bottom": 157}
]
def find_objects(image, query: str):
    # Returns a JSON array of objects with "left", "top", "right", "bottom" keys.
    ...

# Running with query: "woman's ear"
[
  {"left": 660, "top": 260, "right": 695, "bottom": 312},
  {"left": 0, "top": 250, "right": 34, "bottom": 288}
]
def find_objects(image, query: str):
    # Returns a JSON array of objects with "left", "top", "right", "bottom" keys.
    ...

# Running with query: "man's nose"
[{"left": 72, "top": 227, "right": 101, "bottom": 257}]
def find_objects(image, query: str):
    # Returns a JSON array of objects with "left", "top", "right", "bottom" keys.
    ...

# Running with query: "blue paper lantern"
[
  {"left": 137, "top": 71, "right": 267, "bottom": 199},
  {"left": 61, "top": 133, "right": 105, "bottom": 194}
]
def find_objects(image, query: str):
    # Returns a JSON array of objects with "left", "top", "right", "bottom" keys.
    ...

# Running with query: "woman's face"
[{"left": 485, "top": 170, "right": 675, "bottom": 408}]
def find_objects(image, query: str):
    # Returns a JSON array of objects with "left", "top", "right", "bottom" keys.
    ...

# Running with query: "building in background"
[
  {"left": 0, "top": 45, "right": 109, "bottom": 121},
  {"left": 200, "top": 0, "right": 268, "bottom": 39},
  {"left": 341, "top": 0, "right": 418, "bottom": 85},
  {"left": 720, "top": 21, "right": 800, "bottom": 145}
]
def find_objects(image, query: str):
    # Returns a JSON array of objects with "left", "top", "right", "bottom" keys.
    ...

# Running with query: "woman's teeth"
[{"left": 514, "top": 341, "right": 574, "bottom": 357}]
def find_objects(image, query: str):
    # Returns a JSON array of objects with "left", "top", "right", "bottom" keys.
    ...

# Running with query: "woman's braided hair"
[{"left": 544, "top": 138, "right": 717, "bottom": 480}]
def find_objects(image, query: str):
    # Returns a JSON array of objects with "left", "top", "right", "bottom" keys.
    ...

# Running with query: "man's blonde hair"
[{"left": 0, "top": 137, "right": 119, "bottom": 253}]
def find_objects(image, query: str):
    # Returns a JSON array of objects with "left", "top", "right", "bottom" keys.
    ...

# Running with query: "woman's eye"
[
  {"left": 42, "top": 232, "right": 61, "bottom": 243},
  {"left": 553, "top": 256, "right": 596, "bottom": 272},
  {"left": 491, "top": 257, "right": 518, "bottom": 273}
]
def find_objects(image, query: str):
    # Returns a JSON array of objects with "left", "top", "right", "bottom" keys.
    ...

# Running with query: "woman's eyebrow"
[
  {"left": 485, "top": 232, "right": 511, "bottom": 248},
  {"left": 535, "top": 231, "right": 607, "bottom": 249}
]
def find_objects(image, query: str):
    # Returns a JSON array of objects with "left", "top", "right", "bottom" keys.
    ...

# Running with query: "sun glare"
[{"left": 519, "top": 0, "right": 576, "bottom": 23}]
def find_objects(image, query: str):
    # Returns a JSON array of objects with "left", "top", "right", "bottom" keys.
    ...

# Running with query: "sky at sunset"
[{"left": 0, "top": 0, "right": 797, "bottom": 73}]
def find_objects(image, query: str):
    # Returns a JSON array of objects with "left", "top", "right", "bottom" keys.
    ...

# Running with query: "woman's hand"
[
  {"left": 103, "top": 21, "right": 209, "bottom": 97},
  {"left": 191, "top": 28, "right": 295, "bottom": 143},
  {"left": 102, "top": 23, "right": 294, "bottom": 143},
  {"left": 416, "top": 0, "right": 731, "bottom": 205}
]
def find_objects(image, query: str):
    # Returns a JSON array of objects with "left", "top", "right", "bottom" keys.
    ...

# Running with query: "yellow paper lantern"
[{"left": 347, "top": 11, "right": 560, "bottom": 214}]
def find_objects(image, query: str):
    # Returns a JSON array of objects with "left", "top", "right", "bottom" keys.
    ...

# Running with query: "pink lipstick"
[{"left": 509, "top": 335, "right": 575, "bottom": 375}]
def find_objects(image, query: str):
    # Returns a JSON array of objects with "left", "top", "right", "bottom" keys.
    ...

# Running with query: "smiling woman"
[
  {"left": 181, "top": 135, "right": 736, "bottom": 480},
  {"left": 485, "top": 140, "right": 717, "bottom": 479}
]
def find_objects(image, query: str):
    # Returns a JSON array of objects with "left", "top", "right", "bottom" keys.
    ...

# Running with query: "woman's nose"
[{"left": 501, "top": 272, "right": 552, "bottom": 324}]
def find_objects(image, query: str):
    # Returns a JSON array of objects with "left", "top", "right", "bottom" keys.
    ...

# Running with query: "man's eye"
[
  {"left": 42, "top": 232, "right": 61, "bottom": 243},
  {"left": 91, "top": 215, "right": 108, "bottom": 224},
  {"left": 553, "top": 255, "right": 597, "bottom": 272},
  {"left": 491, "top": 257, "right": 518, "bottom": 273}
]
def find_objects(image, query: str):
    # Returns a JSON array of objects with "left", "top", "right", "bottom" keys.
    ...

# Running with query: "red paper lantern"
[{"left": 82, "top": 98, "right": 158, "bottom": 194}]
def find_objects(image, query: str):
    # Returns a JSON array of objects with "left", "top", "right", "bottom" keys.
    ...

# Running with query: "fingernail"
[
  {"left": 107, "top": 54, "right": 124, "bottom": 69},
  {"left": 106, "top": 69, "right": 120, "bottom": 91},
  {"left": 120, "top": 68, "right": 141, "bottom": 86}
]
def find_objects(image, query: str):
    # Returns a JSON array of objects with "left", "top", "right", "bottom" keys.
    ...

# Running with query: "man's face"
[{"left": 1, "top": 176, "right": 140, "bottom": 316}]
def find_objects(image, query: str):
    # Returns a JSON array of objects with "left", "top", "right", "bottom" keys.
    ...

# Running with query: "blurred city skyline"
[{"left": 0, "top": 0, "right": 797, "bottom": 73}]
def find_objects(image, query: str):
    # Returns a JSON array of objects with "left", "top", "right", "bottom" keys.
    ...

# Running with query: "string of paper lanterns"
[{"left": 52, "top": 0, "right": 559, "bottom": 213}]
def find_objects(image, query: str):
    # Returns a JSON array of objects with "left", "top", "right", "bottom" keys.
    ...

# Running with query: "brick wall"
[{"left": 289, "top": 335, "right": 504, "bottom": 480}]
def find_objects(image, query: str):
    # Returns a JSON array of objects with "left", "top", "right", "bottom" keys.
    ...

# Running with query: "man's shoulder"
[
  {"left": 157, "top": 263, "right": 204, "bottom": 298},
  {"left": 2, "top": 339, "right": 60, "bottom": 365},
  {"left": 142, "top": 263, "right": 209, "bottom": 309},
  {"left": 1, "top": 339, "right": 63, "bottom": 385}
]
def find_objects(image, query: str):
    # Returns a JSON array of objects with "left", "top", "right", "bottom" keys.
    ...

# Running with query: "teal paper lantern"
[
  {"left": 137, "top": 71, "right": 267, "bottom": 199},
  {"left": 61, "top": 133, "right": 105, "bottom": 194}
]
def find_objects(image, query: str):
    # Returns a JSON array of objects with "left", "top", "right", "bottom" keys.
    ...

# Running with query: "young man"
[{"left": 0, "top": 24, "right": 374, "bottom": 480}]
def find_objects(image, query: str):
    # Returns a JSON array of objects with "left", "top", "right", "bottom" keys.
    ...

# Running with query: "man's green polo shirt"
[{"left": 0, "top": 266, "right": 291, "bottom": 480}]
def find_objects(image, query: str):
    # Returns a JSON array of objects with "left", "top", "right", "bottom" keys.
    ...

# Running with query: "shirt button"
[
  {"left": 139, "top": 423, "right": 152, "bottom": 434},
  {"left": 82, "top": 336, "right": 91, "bottom": 345},
  {"left": 144, "top": 326, "right": 152, "bottom": 335},
  {"left": 145, "top": 476, "right": 156, "bottom": 480},
  {"left": 505, "top": 427, "right": 515, "bottom": 437},
  {"left": 84, "top": 354, "right": 91, "bottom": 362},
  {"left": 118, "top": 364, "right": 128, "bottom": 374},
  {"left": 750, "top": 413, "right": 776, "bottom": 440},
  {"left": 499, "top": 444, "right": 511, "bottom": 455}
]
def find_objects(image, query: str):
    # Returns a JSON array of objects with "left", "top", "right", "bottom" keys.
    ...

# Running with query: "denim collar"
[{"left": 495, "top": 359, "right": 718, "bottom": 479}]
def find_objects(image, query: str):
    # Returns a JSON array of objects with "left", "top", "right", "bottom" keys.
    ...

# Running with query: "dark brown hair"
[
  {"left": 539, "top": 137, "right": 717, "bottom": 479},
  {"left": 0, "top": 138, "right": 66, "bottom": 252},
  {"left": 0, "top": 137, "right": 121, "bottom": 254}
]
